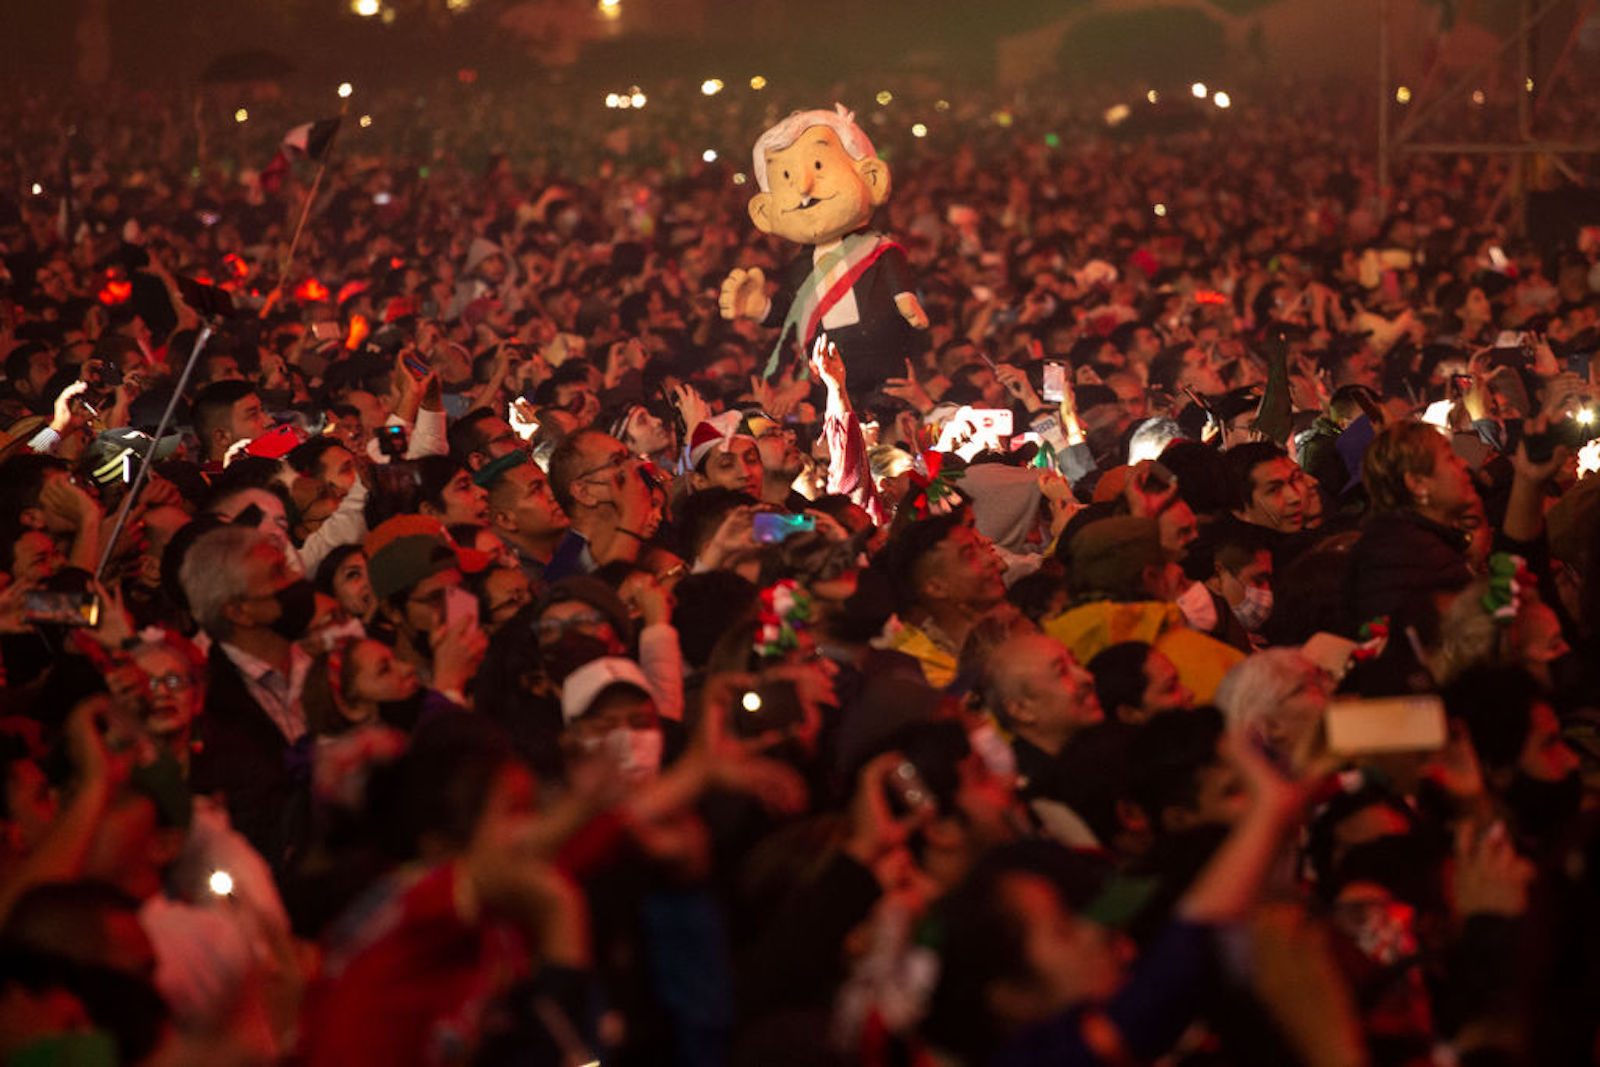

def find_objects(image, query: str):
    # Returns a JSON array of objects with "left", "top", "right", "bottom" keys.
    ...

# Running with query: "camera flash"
[
  {"left": 208, "top": 870, "right": 234, "bottom": 897},
  {"left": 741, "top": 691, "right": 763, "bottom": 713}
]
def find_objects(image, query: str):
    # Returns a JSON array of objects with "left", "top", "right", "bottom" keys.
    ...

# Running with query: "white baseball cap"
[{"left": 560, "top": 657, "right": 653, "bottom": 724}]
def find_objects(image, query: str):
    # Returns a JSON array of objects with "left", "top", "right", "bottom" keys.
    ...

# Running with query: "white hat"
[{"left": 560, "top": 656, "right": 653, "bottom": 724}]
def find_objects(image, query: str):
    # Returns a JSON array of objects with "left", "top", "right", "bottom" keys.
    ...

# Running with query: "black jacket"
[
  {"left": 763, "top": 241, "right": 926, "bottom": 395},
  {"left": 1348, "top": 510, "right": 1472, "bottom": 628},
  {"left": 189, "top": 645, "right": 308, "bottom": 874}
]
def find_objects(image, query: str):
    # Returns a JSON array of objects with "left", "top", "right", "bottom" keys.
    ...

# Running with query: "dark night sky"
[{"left": 0, "top": 0, "right": 1085, "bottom": 88}]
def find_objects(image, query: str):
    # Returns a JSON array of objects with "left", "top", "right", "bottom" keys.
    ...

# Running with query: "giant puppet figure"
[{"left": 718, "top": 105, "right": 928, "bottom": 395}]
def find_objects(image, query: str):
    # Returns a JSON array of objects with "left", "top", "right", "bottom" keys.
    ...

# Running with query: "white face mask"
[
  {"left": 1176, "top": 580, "right": 1218, "bottom": 632},
  {"left": 1233, "top": 585, "right": 1274, "bottom": 632},
  {"left": 968, "top": 719, "right": 1016, "bottom": 781},
  {"left": 607, "top": 727, "right": 662, "bottom": 781},
  {"left": 314, "top": 617, "right": 367, "bottom": 651}
]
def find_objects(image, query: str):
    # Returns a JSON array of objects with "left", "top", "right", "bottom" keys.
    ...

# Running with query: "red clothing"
[
  {"left": 302, "top": 863, "right": 526, "bottom": 1067},
  {"left": 824, "top": 408, "right": 888, "bottom": 526}
]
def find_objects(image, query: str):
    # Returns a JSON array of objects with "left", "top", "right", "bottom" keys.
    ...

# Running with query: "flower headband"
[{"left": 755, "top": 579, "right": 813, "bottom": 659}]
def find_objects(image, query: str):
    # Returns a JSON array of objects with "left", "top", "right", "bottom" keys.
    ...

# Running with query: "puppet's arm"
[
  {"left": 894, "top": 291, "right": 929, "bottom": 329},
  {"left": 718, "top": 267, "right": 771, "bottom": 322}
]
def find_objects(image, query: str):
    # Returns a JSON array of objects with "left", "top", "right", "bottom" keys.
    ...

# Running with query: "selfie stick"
[{"left": 95, "top": 322, "right": 215, "bottom": 580}]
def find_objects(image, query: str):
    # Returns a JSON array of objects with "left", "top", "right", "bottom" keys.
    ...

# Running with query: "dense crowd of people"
[{"left": 2, "top": 65, "right": 1600, "bottom": 1066}]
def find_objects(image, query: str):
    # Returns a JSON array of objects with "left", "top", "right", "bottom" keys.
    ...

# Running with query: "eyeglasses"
[
  {"left": 145, "top": 673, "right": 191, "bottom": 694},
  {"left": 533, "top": 610, "right": 610, "bottom": 637},
  {"left": 574, "top": 452, "right": 636, "bottom": 484}
]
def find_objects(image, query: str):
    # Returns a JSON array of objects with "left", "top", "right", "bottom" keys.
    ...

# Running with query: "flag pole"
[{"left": 260, "top": 101, "right": 346, "bottom": 319}]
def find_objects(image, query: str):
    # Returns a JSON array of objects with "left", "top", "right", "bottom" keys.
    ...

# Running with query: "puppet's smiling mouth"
[{"left": 787, "top": 195, "right": 833, "bottom": 212}]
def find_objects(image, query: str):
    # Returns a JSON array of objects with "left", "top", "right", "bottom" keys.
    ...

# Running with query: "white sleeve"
[
  {"left": 405, "top": 406, "right": 448, "bottom": 459},
  {"left": 299, "top": 478, "right": 368, "bottom": 575},
  {"left": 637, "top": 622, "right": 685, "bottom": 722}
]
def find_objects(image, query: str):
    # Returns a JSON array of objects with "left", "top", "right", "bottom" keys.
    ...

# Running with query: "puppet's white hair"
[{"left": 751, "top": 104, "right": 877, "bottom": 193}]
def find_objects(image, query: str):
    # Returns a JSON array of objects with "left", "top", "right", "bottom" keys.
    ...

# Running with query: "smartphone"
[
  {"left": 1140, "top": 460, "right": 1176, "bottom": 492},
  {"left": 1324, "top": 696, "right": 1447, "bottom": 757},
  {"left": 1042, "top": 362, "right": 1067, "bottom": 403},
  {"left": 734, "top": 680, "right": 805, "bottom": 737},
  {"left": 244, "top": 423, "right": 302, "bottom": 460},
  {"left": 377, "top": 424, "right": 408, "bottom": 458},
  {"left": 883, "top": 759, "right": 937, "bottom": 817},
  {"left": 24, "top": 590, "right": 102, "bottom": 628},
  {"left": 1523, "top": 430, "right": 1555, "bottom": 463},
  {"left": 443, "top": 586, "right": 479, "bottom": 631},
  {"left": 403, "top": 352, "right": 431, "bottom": 379},
  {"left": 752, "top": 512, "right": 816, "bottom": 544}
]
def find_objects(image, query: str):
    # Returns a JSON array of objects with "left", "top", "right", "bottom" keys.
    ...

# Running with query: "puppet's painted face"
[{"left": 748, "top": 126, "right": 890, "bottom": 247}]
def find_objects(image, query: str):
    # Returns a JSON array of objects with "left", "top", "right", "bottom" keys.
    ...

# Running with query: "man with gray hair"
[
  {"left": 179, "top": 524, "right": 317, "bottom": 869},
  {"left": 719, "top": 103, "right": 928, "bottom": 395}
]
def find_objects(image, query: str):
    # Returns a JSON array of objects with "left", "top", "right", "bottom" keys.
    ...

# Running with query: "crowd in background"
[{"left": 2, "top": 66, "right": 1600, "bottom": 1066}]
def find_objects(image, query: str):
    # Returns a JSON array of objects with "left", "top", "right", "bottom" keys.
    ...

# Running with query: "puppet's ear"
[
  {"left": 858, "top": 157, "right": 892, "bottom": 206},
  {"left": 748, "top": 192, "right": 777, "bottom": 234}
]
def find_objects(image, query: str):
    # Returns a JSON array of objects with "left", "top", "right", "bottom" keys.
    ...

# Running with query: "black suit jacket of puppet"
[
  {"left": 763, "top": 242, "right": 928, "bottom": 398},
  {"left": 189, "top": 645, "right": 310, "bottom": 875}
]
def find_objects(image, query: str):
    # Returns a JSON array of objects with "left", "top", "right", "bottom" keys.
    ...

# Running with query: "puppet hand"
[
  {"left": 895, "top": 292, "right": 929, "bottom": 330},
  {"left": 719, "top": 268, "right": 768, "bottom": 321}
]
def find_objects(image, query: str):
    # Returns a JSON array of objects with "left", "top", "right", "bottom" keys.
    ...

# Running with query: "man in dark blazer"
[{"left": 179, "top": 524, "right": 318, "bottom": 873}]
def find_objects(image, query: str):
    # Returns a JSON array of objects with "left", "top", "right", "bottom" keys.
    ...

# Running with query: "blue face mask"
[{"left": 1232, "top": 583, "right": 1274, "bottom": 632}]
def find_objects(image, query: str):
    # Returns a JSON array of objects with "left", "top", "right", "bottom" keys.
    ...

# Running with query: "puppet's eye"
[
  {"left": 814, "top": 160, "right": 823, "bottom": 170},
  {"left": 782, "top": 170, "right": 789, "bottom": 180}
]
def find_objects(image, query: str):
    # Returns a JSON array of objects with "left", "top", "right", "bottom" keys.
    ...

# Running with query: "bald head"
[{"left": 985, "top": 633, "right": 1103, "bottom": 756}]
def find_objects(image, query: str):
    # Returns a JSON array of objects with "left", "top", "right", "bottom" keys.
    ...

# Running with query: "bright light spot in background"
[
  {"left": 1578, "top": 407, "right": 1596, "bottom": 425},
  {"left": 750, "top": 75, "right": 767, "bottom": 91},
  {"left": 741, "top": 691, "right": 763, "bottom": 712},
  {"left": 1153, "top": 203, "right": 1168, "bottom": 217},
  {"left": 702, "top": 148, "right": 718, "bottom": 162},
  {"left": 352, "top": 0, "right": 379, "bottom": 15},
  {"left": 338, "top": 82, "right": 353, "bottom": 99},
  {"left": 701, "top": 78, "right": 723, "bottom": 96},
  {"left": 30, "top": 183, "right": 42, "bottom": 196},
  {"left": 617, "top": 96, "right": 632, "bottom": 109},
  {"left": 1421, "top": 399, "right": 1454, "bottom": 428},
  {"left": 1147, "top": 89, "right": 1159, "bottom": 103},
  {"left": 446, "top": 0, "right": 470, "bottom": 10},
  {"left": 935, "top": 99, "right": 950, "bottom": 111},
  {"left": 208, "top": 870, "right": 234, "bottom": 897},
  {"left": 359, "top": 114, "right": 373, "bottom": 128},
  {"left": 1044, "top": 132, "right": 1061, "bottom": 147},
  {"left": 732, "top": 173, "right": 747, "bottom": 184},
  {"left": 1526, "top": 77, "right": 1535, "bottom": 92},
  {"left": 1396, "top": 85, "right": 1412, "bottom": 104},
  {"left": 993, "top": 110, "right": 1013, "bottom": 127},
  {"left": 1471, "top": 89, "right": 1486, "bottom": 105},
  {"left": 1103, "top": 103, "right": 1131, "bottom": 127},
  {"left": 1213, "top": 91, "right": 1231, "bottom": 109},
  {"left": 1191, "top": 82, "right": 1207, "bottom": 99},
  {"left": 605, "top": 93, "right": 620, "bottom": 108},
  {"left": 234, "top": 108, "right": 248, "bottom": 123},
  {"left": 876, "top": 90, "right": 893, "bottom": 105},
  {"left": 380, "top": 5, "right": 396, "bottom": 23},
  {"left": 1579, "top": 438, "right": 1600, "bottom": 477},
  {"left": 630, "top": 90, "right": 646, "bottom": 108},
  {"left": 911, "top": 123, "right": 928, "bottom": 138},
  {"left": 597, "top": 0, "right": 621, "bottom": 18}
]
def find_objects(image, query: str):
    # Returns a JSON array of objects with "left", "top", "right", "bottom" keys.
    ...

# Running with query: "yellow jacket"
[
  {"left": 1042, "top": 600, "right": 1244, "bottom": 705},
  {"left": 886, "top": 623, "right": 959, "bottom": 690}
]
